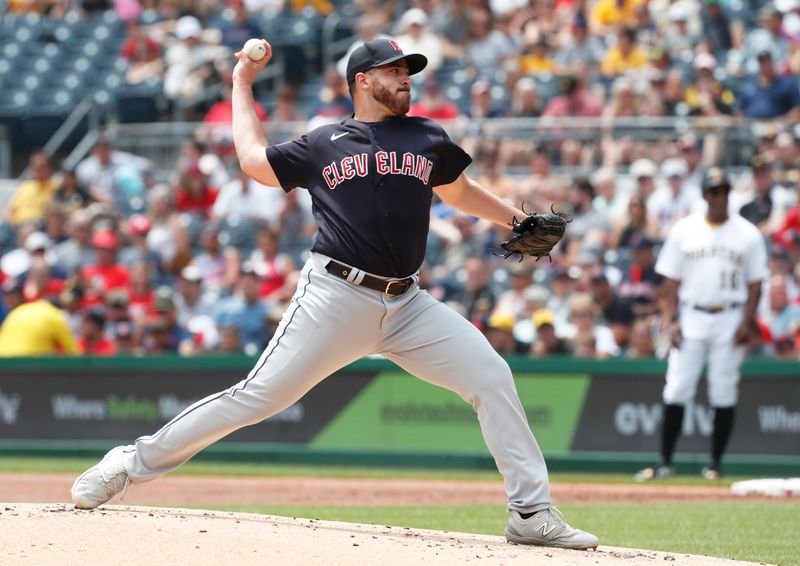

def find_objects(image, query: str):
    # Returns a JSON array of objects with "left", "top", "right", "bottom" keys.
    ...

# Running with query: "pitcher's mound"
[{"left": 0, "top": 504, "right": 760, "bottom": 566}]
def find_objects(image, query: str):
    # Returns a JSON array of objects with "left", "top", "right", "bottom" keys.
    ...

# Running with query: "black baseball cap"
[
  {"left": 702, "top": 167, "right": 731, "bottom": 192},
  {"left": 346, "top": 39, "right": 427, "bottom": 85}
]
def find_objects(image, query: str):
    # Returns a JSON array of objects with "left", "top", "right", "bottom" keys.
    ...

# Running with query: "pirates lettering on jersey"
[
  {"left": 683, "top": 245, "right": 744, "bottom": 265},
  {"left": 322, "top": 151, "right": 433, "bottom": 190}
]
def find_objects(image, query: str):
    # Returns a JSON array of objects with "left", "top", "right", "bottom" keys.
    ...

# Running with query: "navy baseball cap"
[{"left": 346, "top": 39, "right": 427, "bottom": 84}]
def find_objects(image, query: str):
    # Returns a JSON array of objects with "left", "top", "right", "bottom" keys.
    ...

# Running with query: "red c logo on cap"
[{"left": 389, "top": 40, "right": 402, "bottom": 53}]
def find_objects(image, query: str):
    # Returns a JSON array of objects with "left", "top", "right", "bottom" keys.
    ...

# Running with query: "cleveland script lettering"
[{"left": 323, "top": 151, "right": 432, "bottom": 190}]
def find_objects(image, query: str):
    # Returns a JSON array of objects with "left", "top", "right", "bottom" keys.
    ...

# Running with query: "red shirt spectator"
[
  {"left": 174, "top": 164, "right": 219, "bottom": 218},
  {"left": 77, "top": 307, "right": 117, "bottom": 356},
  {"left": 81, "top": 230, "right": 130, "bottom": 307}
]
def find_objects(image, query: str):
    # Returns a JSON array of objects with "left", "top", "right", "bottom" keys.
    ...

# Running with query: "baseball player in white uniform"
[
  {"left": 70, "top": 39, "right": 598, "bottom": 550},
  {"left": 636, "top": 167, "right": 768, "bottom": 481}
]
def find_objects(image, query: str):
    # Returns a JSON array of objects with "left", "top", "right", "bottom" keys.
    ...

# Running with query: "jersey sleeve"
[
  {"left": 654, "top": 224, "right": 683, "bottom": 280},
  {"left": 429, "top": 128, "right": 472, "bottom": 186},
  {"left": 265, "top": 135, "right": 310, "bottom": 191}
]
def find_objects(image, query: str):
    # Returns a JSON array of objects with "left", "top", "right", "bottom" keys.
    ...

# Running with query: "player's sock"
[
  {"left": 710, "top": 406, "right": 735, "bottom": 468},
  {"left": 659, "top": 403, "right": 684, "bottom": 466}
]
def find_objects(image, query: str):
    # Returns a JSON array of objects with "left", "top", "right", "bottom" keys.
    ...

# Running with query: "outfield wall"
[{"left": 0, "top": 356, "right": 798, "bottom": 474}]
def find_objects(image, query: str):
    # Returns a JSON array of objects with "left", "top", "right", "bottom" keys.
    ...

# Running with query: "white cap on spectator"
[
  {"left": 667, "top": 3, "right": 689, "bottom": 21},
  {"left": 661, "top": 158, "right": 688, "bottom": 178},
  {"left": 181, "top": 264, "right": 203, "bottom": 283},
  {"left": 176, "top": 15, "right": 202, "bottom": 40},
  {"left": 777, "top": 0, "right": 800, "bottom": 12},
  {"left": 25, "top": 231, "right": 52, "bottom": 252},
  {"left": 399, "top": 8, "right": 429, "bottom": 30},
  {"left": 630, "top": 159, "right": 658, "bottom": 178},
  {"left": 694, "top": 52, "right": 717, "bottom": 70}
]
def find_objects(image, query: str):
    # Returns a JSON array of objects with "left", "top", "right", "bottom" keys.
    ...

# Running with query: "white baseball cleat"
[
  {"left": 71, "top": 446, "right": 131, "bottom": 509},
  {"left": 505, "top": 507, "right": 599, "bottom": 550}
]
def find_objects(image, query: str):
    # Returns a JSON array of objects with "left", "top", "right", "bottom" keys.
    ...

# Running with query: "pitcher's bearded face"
[{"left": 368, "top": 63, "right": 411, "bottom": 115}]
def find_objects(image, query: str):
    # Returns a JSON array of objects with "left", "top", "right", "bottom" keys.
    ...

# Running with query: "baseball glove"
[{"left": 499, "top": 205, "right": 572, "bottom": 261}]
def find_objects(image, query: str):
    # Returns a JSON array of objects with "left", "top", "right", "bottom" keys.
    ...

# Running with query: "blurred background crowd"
[{"left": 0, "top": 0, "right": 799, "bottom": 359}]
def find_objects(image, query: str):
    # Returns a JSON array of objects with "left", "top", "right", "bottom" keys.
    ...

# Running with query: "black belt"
[
  {"left": 691, "top": 303, "right": 743, "bottom": 314},
  {"left": 325, "top": 260, "right": 414, "bottom": 297}
]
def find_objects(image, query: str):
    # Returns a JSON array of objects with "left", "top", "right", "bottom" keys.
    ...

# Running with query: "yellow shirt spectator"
[
  {"left": 591, "top": 0, "right": 646, "bottom": 31},
  {"left": 7, "top": 179, "right": 59, "bottom": 225},
  {"left": 0, "top": 300, "right": 79, "bottom": 356},
  {"left": 520, "top": 54, "right": 557, "bottom": 75},
  {"left": 600, "top": 44, "right": 648, "bottom": 77},
  {"left": 5, "top": 151, "right": 58, "bottom": 226}
]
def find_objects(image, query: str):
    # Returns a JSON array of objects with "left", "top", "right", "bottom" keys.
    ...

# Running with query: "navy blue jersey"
[{"left": 266, "top": 115, "right": 471, "bottom": 277}]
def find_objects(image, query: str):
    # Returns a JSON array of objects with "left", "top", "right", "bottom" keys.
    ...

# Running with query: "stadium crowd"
[{"left": 0, "top": 0, "right": 799, "bottom": 359}]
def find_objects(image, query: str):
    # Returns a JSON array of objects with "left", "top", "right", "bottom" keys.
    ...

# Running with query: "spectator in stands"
[
  {"left": 771, "top": 131, "right": 800, "bottom": 190},
  {"left": 738, "top": 154, "right": 796, "bottom": 237},
  {"left": 554, "top": 14, "right": 603, "bottom": 75},
  {"left": 53, "top": 209, "right": 94, "bottom": 276},
  {"left": 218, "top": 0, "right": 263, "bottom": 51},
  {"left": 395, "top": 8, "right": 443, "bottom": 78},
  {"left": 120, "top": 18, "right": 165, "bottom": 86},
  {"left": 741, "top": 4, "right": 790, "bottom": 75},
  {"left": 762, "top": 273, "right": 800, "bottom": 357},
  {"left": 217, "top": 324, "right": 243, "bottom": 354},
  {"left": 494, "top": 261, "right": 535, "bottom": 319},
  {"left": 591, "top": 167, "right": 628, "bottom": 223},
  {"left": 41, "top": 202, "right": 67, "bottom": 248},
  {"left": 590, "top": 0, "right": 645, "bottom": 35},
  {"left": 610, "top": 190, "right": 659, "bottom": 251},
  {"left": 143, "top": 286, "right": 195, "bottom": 355},
  {"left": 157, "top": 15, "right": 228, "bottom": 107},
  {"left": 684, "top": 53, "right": 736, "bottom": 117},
  {"left": 662, "top": 2, "right": 699, "bottom": 62},
  {"left": 589, "top": 272, "right": 635, "bottom": 350},
  {"left": 625, "top": 317, "right": 657, "bottom": 359},
  {"left": 119, "top": 214, "right": 162, "bottom": 278},
  {"left": 600, "top": 27, "right": 648, "bottom": 78},
  {"left": 192, "top": 223, "right": 241, "bottom": 294},
  {"left": 430, "top": 0, "right": 469, "bottom": 59},
  {"left": 211, "top": 169, "right": 279, "bottom": 223},
  {"left": 214, "top": 263, "right": 270, "bottom": 355},
  {"left": 112, "top": 320, "right": 137, "bottom": 355},
  {"left": 4, "top": 152, "right": 58, "bottom": 227},
  {"left": 485, "top": 312, "right": 525, "bottom": 355},
  {"left": 105, "top": 289, "right": 132, "bottom": 338},
  {"left": 80, "top": 229, "right": 130, "bottom": 307},
  {"left": 517, "top": 146, "right": 567, "bottom": 209},
  {"left": 562, "top": 177, "right": 612, "bottom": 265},
  {"left": 518, "top": 36, "right": 557, "bottom": 75},
  {"left": 464, "top": 9, "right": 513, "bottom": 79},
  {"left": 336, "top": 15, "right": 390, "bottom": 79},
  {"left": 647, "top": 158, "right": 701, "bottom": 239},
  {"left": 174, "top": 264, "right": 218, "bottom": 328},
  {"left": 144, "top": 184, "right": 181, "bottom": 269},
  {"left": 52, "top": 169, "right": 93, "bottom": 213},
  {"left": 21, "top": 254, "right": 64, "bottom": 304},
  {"left": 542, "top": 75, "right": 603, "bottom": 120},
  {"left": 127, "top": 260, "right": 154, "bottom": 324},
  {"left": 408, "top": 78, "right": 460, "bottom": 121},
  {"left": 530, "top": 308, "right": 568, "bottom": 356},
  {"left": 77, "top": 307, "right": 116, "bottom": 356},
  {"left": 270, "top": 84, "right": 306, "bottom": 123},
  {"left": 677, "top": 134, "right": 706, "bottom": 196},
  {"left": 619, "top": 234, "right": 663, "bottom": 318},
  {"left": 508, "top": 76, "right": 543, "bottom": 118},
  {"left": 466, "top": 78, "right": 504, "bottom": 118},
  {"left": 737, "top": 50, "right": 800, "bottom": 121},
  {"left": 447, "top": 256, "right": 498, "bottom": 327},
  {"left": 248, "top": 228, "right": 297, "bottom": 302},
  {"left": 75, "top": 136, "right": 152, "bottom": 207},
  {"left": 0, "top": 279, "right": 78, "bottom": 357},
  {"left": 309, "top": 67, "right": 355, "bottom": 128},
  {"left": 473, "top": 143, "right": 517, "bottom": 201},
  {"left": 701, "top": 0, "right": 733, "bottom": 58},
  {"left": 174, "top": 163, "right": 219, "bottom": 219},
  {"left": 563, "top": 292, "right": 620, "bottom": 358}
]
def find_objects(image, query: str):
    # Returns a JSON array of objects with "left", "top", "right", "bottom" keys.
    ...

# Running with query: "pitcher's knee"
[{"left": 469, "top": 357, "right": 516, "bottom": 398}]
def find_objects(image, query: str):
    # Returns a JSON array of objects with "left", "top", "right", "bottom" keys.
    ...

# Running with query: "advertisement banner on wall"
[
  {"left": 571, "top": 375, "right": 800, "bottom": 455},
  {"left": 0, "top": 370, "right": 373, "bottom": 443}
]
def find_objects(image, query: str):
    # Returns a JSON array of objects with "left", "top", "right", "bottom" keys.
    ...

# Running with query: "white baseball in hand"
[{"left": 243, "top": 38, "right": 267, "bottom": 61}]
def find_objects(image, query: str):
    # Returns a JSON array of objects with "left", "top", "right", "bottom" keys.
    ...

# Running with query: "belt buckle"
[{"left": 384, "top": 279, "right": 407, "bottom": 296}]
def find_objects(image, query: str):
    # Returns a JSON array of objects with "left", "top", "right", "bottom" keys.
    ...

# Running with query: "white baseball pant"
[
  {"left": 663, "top": 305, "right": 746, "bottom": 407},
  {"left": 117, "top": 253, "right": 552, "bottom": 513}
]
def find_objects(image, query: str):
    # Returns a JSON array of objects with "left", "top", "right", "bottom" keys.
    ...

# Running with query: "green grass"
[
  {"left": 173, "top": 502, "right": 800, "bottom": 566},
  {"left": 0, "top": 457, "right": 757, "bottom": 485}
]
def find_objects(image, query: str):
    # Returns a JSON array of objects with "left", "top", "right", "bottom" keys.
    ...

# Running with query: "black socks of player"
[
  {"left": 659, "top": 403, "right": 684, "bottom": 466},
  {"left": 710, "top": 406, "right": 736, "bottom": 469}
]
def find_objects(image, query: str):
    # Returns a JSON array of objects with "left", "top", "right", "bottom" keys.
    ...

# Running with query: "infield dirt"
[{"left": 1, "top": 473, "right": 778, "bottom": 565}]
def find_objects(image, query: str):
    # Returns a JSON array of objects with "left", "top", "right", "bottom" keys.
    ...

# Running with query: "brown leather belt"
[{"left": 325, "top": 260, "right": 414, "bottom": 297}]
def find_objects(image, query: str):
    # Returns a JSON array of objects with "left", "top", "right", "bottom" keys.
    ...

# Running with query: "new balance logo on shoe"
[
  {"left": 534, "top": 521, "right": 557, "bottom": 537},
  {"left": 330, "top": 132, "right": 350, "bottom": 141}
]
